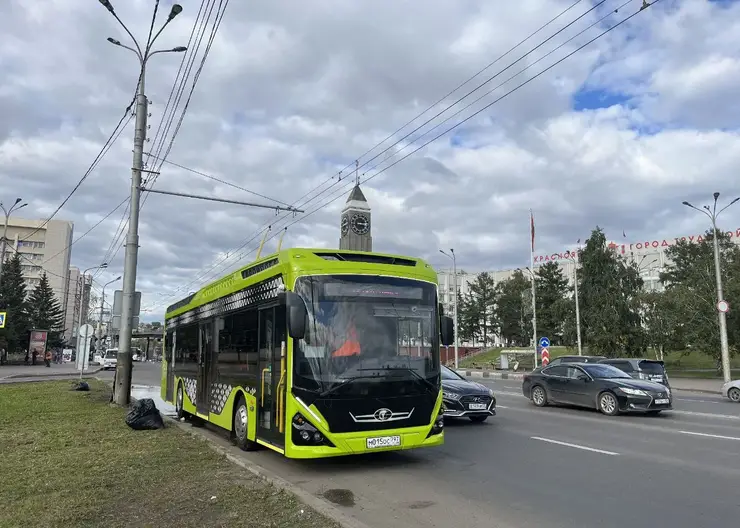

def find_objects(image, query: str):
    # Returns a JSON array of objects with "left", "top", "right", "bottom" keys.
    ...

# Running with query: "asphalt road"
[{"left": 129, "top": 363, "right": 740, "bottom": 528}]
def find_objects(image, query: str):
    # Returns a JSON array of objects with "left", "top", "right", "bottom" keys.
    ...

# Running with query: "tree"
[
  {"left": 495, "top": 270, "right": 531, "bottom": 347},
  {"left": 0, "top": 253, "right": 30, "bottom": 352},
  {"left": 455, "top": 291, "right": 479, "bottom": 343},
  {"left": 27, "top": 272, "right": 66, "bottom": 348},
  {"left": 466, "top": 272, "right": 497, "bottom": 345},
  {"left": 535, "top": 261, "right": 569, "bottom": 344},
  {"left": 659, "top": 230, "right": 740, "bottom": 366},
  {"left": 578, "top": 227, "right": 644, "bottom": 357}
]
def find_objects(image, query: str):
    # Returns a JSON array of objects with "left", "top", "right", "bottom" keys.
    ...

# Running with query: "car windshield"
[
  {"left": 583, "top": 364, "right": 632, "bottom": 379},
  {"left": 105, "top": 351, "right": 117, "bottom": 359},
  {"left": 638, "top": 360, "right": 665, "bottom": 374},
  {"left": 292, "top": 274, "right": 440, "bottom": 395},
  {"left": 441, "top": 366, "right": 462, "bottom": 381}
]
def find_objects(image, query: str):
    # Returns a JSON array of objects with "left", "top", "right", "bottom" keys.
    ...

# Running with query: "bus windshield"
[{"left": 292, "top": 274, "right": 440, "bottom": 395}]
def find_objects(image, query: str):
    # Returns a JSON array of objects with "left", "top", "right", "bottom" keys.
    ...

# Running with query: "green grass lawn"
[
  {"left": 0, "top": 380, "right": 340, "bottom": 528},
  {"left": 459, "top": 346, "right": 740, "bottom": 376}
]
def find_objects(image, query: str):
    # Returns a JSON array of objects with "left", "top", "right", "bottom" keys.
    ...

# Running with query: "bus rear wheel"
[{"left": 233, "top": 396, "right": 258, "bottom": 451}]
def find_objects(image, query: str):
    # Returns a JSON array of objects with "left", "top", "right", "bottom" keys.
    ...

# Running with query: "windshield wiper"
[{"left": 355, "top": 366, "right": 438, "bottom": 394}]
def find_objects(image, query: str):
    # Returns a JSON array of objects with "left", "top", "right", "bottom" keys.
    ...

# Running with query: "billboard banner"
[{"left": 28, "top": 330, "right": 49, "bottom": 356}]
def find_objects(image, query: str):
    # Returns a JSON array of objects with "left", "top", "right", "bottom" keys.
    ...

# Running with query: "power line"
[
  {"left": 146, "top": 0, "right": 658, "bottom": 311},
  {"left": 19, "top": 99, "right": 136, "bottom": 242},
  {"left": 149, "top": 0, "right": 623, "bottom": 298}
]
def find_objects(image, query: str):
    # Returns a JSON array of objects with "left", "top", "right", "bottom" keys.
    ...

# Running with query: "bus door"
[
  {"left": 164, "top": 329, "right": 175, "bottom": 402},
  {"left": 257, "top": 305, "right": 286, "bottom": 447},
  {"left": 196, "top": 320, "right": 215, "bottom": 416}
]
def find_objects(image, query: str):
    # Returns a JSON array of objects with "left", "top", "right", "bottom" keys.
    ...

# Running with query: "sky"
[{"left": 1, "top": 0, "right": 740, "bottom": 322}]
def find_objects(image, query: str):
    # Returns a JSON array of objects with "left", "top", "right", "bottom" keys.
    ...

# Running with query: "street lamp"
[
  {"left": 682, "top": 192, "right": 740, "bottom": 383},
  {"left": 99, "top": 0, "right": 186, "bottom": 406},
  {"left": 0, "top": 197, "right": 28, "bottom": 288},
  {"left": 519, "top": 266, "right": 539, "bottom": 368},
  {"left": 439, "top": 249, "right": 459, "bottom": 369},
  {"left": 97, "top": 276, "right": 121, "bottom": 351}
]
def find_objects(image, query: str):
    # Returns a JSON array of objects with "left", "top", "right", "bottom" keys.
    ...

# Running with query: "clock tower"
[{"left": 339, "top": 183, "right": 372, "bottom": 252}]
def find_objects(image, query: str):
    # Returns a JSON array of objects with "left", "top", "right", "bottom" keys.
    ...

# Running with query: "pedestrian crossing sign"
[{"left": 0, "top": 312, "right": 6, "bottom": 329}]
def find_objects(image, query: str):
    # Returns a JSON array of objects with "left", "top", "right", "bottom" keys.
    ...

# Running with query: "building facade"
[{"left": 0, "top": 216, "right": 76, "bottom": 341}]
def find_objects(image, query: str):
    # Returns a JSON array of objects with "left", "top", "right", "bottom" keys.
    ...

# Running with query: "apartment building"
[{"left": 0, "top": 216, "right": 75, "bottom": 340}]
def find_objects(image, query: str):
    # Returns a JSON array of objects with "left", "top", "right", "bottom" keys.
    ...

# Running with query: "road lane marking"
[
  {"left": 495, "top": 391, "right": 525, "bottom": 397},
  {"left": 670, "top": 410, "right": 740, "bottom": 421},
  {"left": 675, "top": 398, "right": 720, "bottom": 404},
  {"left": 530, "top": 436, "right": 619, "bottom": 456},
  {"left": 679, "top": 431, "right": 740, "bottom": 441},
  {"left": 497, "top": 405, "right": 509, "bottom": 409}
]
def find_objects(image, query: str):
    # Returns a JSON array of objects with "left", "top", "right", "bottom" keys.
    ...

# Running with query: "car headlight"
[
  {"left": 443, "top": 391, "right": 461, "bottom": 400},
  {"left": 619, "top": 387, "right": 647, "bottom": 396},
  {"left": 488, "top": 388, "right": 495, "bottom": 397}
]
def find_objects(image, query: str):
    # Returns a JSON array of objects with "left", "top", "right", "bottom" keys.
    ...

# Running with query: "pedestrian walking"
[{"left": 44, "top": 350, "right": 52, "bottom": 367}]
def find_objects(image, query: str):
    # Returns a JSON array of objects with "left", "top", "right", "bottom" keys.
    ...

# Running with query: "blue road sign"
[
  {"left": 0, "top": 311, "right": 6, "bottom": 329},
  {"left": 539, "top": 336, "right": 550, "bottom": 348}
]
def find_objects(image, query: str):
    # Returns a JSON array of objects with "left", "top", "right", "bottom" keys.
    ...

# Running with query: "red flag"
[{"left": 530, "top": 210, "right": 535, "bottom": 253}]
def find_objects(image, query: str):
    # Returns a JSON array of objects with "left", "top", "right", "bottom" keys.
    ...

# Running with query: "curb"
[
  {"left": 164, "top": 415, "right": 370, "bottom": 528},
  {"left": 3, "top": 367, "right": 102, "bottom": 380},
  {"left": 456, "top": 369, "right": 524, "bottom": 381}
]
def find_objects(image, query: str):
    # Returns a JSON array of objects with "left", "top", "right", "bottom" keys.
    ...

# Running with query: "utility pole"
[
  {"left": 568, "top": 244, "right": 583, "bottom": 356},
  {"left": 76, "top": 265, "right": 107, "bottom": 354},
  {"left": 683, "top": 193, "right": 739, "bottom": 383},
  {"left": 98, "top": 276, "right": 121, "bottom": 352},
  {"left": 440, "top": 249, "right": 459, "bottom": 368},
  {"left": 528, "top": 267, "right": 538, "bottom": 368},
  {"left": 98, "top": 0, "right": 187, "bottom": 406},
  {"left": 0, "top": 197, "right": 27, "bottom": 288}
]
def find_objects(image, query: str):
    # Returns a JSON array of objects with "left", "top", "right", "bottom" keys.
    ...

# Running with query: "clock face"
[
  {"left": 341, "top": 216, "right": 349, "bottom": 235},
  {"left": 350, "top": 213, "right": 370, "bottom": 235}
]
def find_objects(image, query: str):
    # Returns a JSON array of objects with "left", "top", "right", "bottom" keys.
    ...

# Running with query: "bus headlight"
[{"left": 292, "top": 413, "right": 335, "bottom": 447}]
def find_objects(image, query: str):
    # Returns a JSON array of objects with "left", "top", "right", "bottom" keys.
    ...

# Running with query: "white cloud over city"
[{"left": 1, "top": 0, "right": 739, "bottom": 321}]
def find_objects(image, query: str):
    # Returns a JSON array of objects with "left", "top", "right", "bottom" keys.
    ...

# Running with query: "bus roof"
[{"left": 165, "top": 247, "right": 438, "bottom": 319}]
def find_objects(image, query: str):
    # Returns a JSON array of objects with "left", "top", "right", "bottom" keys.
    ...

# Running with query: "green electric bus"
[{"left": 161, "top": 247, "right": 454, "bottom": 459}]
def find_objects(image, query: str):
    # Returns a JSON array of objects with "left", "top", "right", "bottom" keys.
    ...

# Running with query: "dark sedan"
[
  {"left": 441, "top": 365, "right": 496, "bottom": 422},
  {"left": 522, "top": 363, "right": 672, "bottom": 416}
]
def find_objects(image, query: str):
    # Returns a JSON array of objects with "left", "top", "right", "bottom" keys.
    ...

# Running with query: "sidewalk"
[
  {"left": 455, "top": 368, "right": 725, "bottom": 394},
  {"left": 0, "top": 363, "right": 102, "bottom": 380}
]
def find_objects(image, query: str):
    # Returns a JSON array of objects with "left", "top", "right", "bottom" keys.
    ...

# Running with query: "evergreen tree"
[
  {"left": 578, "top": 227, "right": 644, "bottom": 357},
  {"left": 535, "top": 261, "right": 569, "bottom": 345},
  {"left": 27, "top": 272, "right": 66, "bottom": 348},
  {"left": 495, "top": 270, "right": 531, "bottom": 347},
  {"left": 454, "top": 291, "right": 479, "bottom": 343},
  {"left": 0, "top": 253, "right": 30, "bottom": 352}
]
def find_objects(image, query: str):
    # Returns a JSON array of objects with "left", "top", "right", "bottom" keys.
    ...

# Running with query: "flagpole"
[{"left": 530, "top": 210, "right": 538, "bottom": 368}]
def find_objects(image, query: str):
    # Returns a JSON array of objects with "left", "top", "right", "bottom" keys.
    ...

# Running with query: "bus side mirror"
[
  {"left": 285, "top": 292, "right": 307, "bottom": 340},
  {"left": 440, "top": 315, "right": 454, "bottom": 347}
]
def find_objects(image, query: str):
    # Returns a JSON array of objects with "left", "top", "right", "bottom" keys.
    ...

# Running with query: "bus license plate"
[
  {"left": 655, "top": 398, "right": 669, "bottom": 404},
  {"left": 366, "top": 435, "right": 401, "bottom": 449},
  {"left": 468, "top": 403, "right": 487, "bottom": 410}
]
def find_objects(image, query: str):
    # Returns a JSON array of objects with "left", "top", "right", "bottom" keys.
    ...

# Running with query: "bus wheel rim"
[
  {"left": 235, "top": 405, "right": 248, "bottom": 439},
  {"left": 177, "top": 386, "right": 183, "bottom": 412}
]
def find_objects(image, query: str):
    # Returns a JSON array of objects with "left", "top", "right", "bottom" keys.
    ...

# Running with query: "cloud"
[{"left": 1, "top": 0, "right": 739, "bottom": 322}]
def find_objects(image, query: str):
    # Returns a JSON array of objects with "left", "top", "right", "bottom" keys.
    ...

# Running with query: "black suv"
[{"left": 598, "top": 358, "right": 670, "bottom": 387}]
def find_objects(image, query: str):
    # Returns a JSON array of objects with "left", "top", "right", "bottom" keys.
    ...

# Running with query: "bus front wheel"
[
  {"left": 233, "top": 396, "right": 258, "bottom": 451},
  {"left": 175, "top": 383, "right": 189, "bottom": 420}
]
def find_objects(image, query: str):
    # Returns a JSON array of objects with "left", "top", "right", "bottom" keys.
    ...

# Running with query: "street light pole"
[
  {"left": 0, "top": 197, "right": 28, "bottom": 288},
  {"left": 567, "top": 244, "right": 583, "bottom": 356},
  {"left": 75, "top": 264, "right": 108, "bottom": 355},
  {"left": 440, "top": 249, "right": 459, "bottom": 368},
  {"left": 683, "top": 192, "right": 740, "bottom": 383},
  {"left": 98, "top": 276, "right": 121, "bottom": 351},
  {"left": 98, "top": 0, "right": 186, "bottom": 405}
]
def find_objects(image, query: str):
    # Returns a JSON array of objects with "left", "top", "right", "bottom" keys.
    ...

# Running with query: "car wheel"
[
  {"left": 598, "top": 391, "right": 619, "bottom": 416},
  {"left": 469, "top": 415, "right": 488, "bottom": 423},
  {"left": 233, "top": 396, "right": 258, "bottom": 451},
  {"left": 531, "top": 385, "right": 547, "bottom": 407},
  {"left": 728, "top": 387, "right": 740, "bottom": 403}
]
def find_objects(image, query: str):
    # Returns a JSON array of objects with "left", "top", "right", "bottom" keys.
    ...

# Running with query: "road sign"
[
  {"left": 539, "top": 336, "right": 550, "bottom": 348},
  {"left": 76, "top": 324, "right": 95, "bottom": 375},
  {"left": 540, "top": 346, "right": 550, "bottom": 366},
  {"left": 0, "top": 311, "right": 6, "bottom": 329},
  {"left": 717, "top": 300, "right": 730, "bottom": 313}
]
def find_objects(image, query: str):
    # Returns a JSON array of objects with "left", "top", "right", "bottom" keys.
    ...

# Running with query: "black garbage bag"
[
  {"left": 71, "top": 381, "right": 90, "bottom": 391},
  {"left": 125, "top": 398, "right": 165, "bottom": 430}
]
